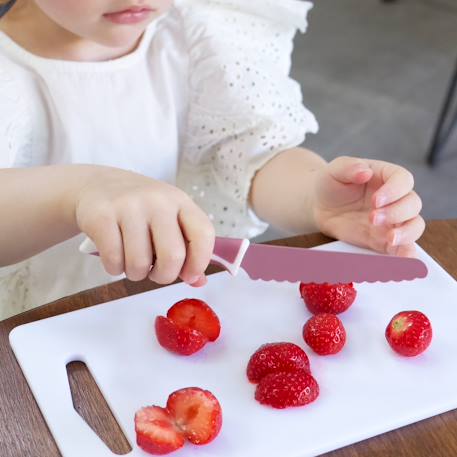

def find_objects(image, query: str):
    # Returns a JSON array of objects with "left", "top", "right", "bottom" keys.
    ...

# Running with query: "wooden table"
[{"left": 1, "top": 219, "right": 457, "bottom": 457}]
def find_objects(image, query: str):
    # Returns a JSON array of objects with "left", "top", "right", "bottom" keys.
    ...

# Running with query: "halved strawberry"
[
  {"left": 135, "top": 406, "right": 185, "bottom": 455},
  {"left": 166, "top": 387, "right": 223, "bottom": 445},
  {"left": 155, "top": 316, "right": 208, "bottom": 356},
  {"left": 255, "top": 371, "right": 319, "bottom": 409},
  {"left": 167, "top": 299, "right": 221, "bottom": 342},
  {"left": 299, "top": 282, "right": 357, "bottom": 314},
  {"left": 246, "top": 342, "right": 311, "bottom": 384}
]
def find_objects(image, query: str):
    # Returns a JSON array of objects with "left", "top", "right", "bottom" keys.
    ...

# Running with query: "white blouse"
[{"left": 0, "top": 0, "right": 318, "bottom": 320}]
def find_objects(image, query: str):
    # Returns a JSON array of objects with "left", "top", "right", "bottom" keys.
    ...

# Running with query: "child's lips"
[{"left": 103, "top": 6, "right": 156, "bottom": 25}]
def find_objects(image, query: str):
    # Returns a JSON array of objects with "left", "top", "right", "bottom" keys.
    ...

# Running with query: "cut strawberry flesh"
[
  {"left": 135, "top": 406, "right": 185, "bottom": 455},
  {"left": 167, "top": 299, "right": 221, "bottom": 342},
  {"left": 166, "top": 387, "right": 223, "bottom": 445}
]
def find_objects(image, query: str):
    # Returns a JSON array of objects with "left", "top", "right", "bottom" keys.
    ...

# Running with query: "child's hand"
[
  {"left": 74, "top": 167, "right": 215, "bottom": 285},
  {"left": 313, "top": 156, "right": 424, "bottom": 257}
]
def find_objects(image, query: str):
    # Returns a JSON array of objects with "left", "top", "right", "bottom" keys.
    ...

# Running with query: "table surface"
[{"left": 1, "top": 219, "right": 457, "bottom": 457}]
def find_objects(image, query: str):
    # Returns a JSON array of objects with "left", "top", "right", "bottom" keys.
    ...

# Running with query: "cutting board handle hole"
[{"left": 66, "top": 361, "right": 132, "bottom": 455}]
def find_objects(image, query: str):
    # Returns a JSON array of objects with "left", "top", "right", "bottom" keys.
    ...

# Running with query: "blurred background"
[{"left": 260, "top": 0, "right": 457, "bottom": 240}]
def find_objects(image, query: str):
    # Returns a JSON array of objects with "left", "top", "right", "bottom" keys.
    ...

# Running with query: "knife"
[{"left": 79, "top": 236, "right": 427, "bottom": 284}]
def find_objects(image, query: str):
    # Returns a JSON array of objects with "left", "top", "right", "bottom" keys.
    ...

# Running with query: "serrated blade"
[{"left": 240, "top": 244, "right": 428, "bottom": 284}]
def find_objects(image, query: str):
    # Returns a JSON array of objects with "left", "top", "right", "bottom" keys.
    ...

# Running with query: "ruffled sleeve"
[{"left": 175, "top": 0, "right": 318, "bottom": 238}]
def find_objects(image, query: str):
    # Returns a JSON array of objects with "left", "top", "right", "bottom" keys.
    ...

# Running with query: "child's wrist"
[{"left": 58, "top": 164, "right": 105, "bottom": 233}]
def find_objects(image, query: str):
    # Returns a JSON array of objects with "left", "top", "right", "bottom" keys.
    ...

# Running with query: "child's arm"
[
  {"left": 0, "top": 165, "right": 215, "bottom": 285},
  {"left": 250, "top": 148, "right": 424, "bottom": 257}
]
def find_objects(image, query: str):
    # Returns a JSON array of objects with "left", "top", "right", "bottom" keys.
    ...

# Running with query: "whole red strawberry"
[
  {"left": 246, "top": 342, "right": 311, "bottom": 384},
  {"left": 303, "top": 313, "right": 346, "bottom": 355},
  {"left": 385, "top": 310, "right": 432, "bottom": 357},
  {"left": 255, "top": 371, "right": 319, "bottom": 409},
  {"left": 299, "top": 282, "right": 357, "bottom": 314}
]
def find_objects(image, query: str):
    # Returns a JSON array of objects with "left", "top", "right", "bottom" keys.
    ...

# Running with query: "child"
[{"left": 0, "top": 0, "right": 424, "bottom": 320}]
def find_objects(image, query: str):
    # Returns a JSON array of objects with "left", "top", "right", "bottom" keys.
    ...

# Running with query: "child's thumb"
[{"left": 328, "top": 156, "right": 373, "bottom": 185}]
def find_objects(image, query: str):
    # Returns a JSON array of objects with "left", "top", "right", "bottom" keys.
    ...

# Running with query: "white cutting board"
[{"left": 9, "top": 241, "right": 457, "bottom": 457}]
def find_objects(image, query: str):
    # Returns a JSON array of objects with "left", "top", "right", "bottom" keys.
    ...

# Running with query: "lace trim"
[{"left": 177, "top": 2, "right": 318, "bottom": 238}]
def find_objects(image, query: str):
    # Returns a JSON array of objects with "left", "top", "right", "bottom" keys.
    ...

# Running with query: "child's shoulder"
[
  {"left": 0, "top": 34, "right": 45, "bottom": 98},
  {"left": 0, "top": 36, "right": 47, "bottom": 161}
]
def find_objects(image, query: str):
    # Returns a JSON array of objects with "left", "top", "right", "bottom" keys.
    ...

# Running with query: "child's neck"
[{"left": 0, "top": 3, "right": 140, "bottom": 62}]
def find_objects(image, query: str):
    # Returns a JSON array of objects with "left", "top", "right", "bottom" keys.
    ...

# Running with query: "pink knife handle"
[
  {"left": 79, "top": 236, "right": 250, "bottom": 276},
  {"left": 211, "top": 237, "right": 250, "bottom": 276}
]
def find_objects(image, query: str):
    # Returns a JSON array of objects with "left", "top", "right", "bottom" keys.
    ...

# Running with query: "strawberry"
[
  {"left": 299, "top": 282, "right": 357, "bottom": 314},
  {"left": 135, "top": 405, "right": 185, "bottom": 455},
  {"left": 166, "top": 387, "right": 223, "bottom": 445},
  {"left": 246, "top": 342, "right": 311, "bottom": 384},
  {"left": 155, "top": 316, "right": 208, "bottom": 356},
  {"left": 255, "top": 371, "right": 319, "bottom": 409},
  {"left": 385, "top": 310, "right": 432, "bottom": 357},
  {"left": 155, "top": 298, "right": 220, "bottom": 355},
  {"left": 303, "top": 313, "right": 346, "bottom": 355},
  {"left": 167, "top": 299, "right": 221, "bottom": 342}
]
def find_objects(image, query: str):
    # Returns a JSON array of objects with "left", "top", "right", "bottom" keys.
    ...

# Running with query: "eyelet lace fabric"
[{"left": 176, "top": 0, "right": 318, "bottom": 238}]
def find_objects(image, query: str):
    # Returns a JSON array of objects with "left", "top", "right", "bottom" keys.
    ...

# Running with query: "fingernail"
[
  {"left": 185, "top": 275, "right": 200, "bottom": 285},
  {"left": 354, "top": 164, "right": 370, "bottom": 173},
  {"left": 352, "top": 165, "right": 370, "bottom": 179},
  {"left": 373, "top": 212, "right": 386, "bottom": 226},
  {"left": 376, "top": 195, "right": 387, "bottom": 208}
]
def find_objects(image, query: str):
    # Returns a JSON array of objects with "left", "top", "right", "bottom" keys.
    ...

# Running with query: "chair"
[
  {"left": 0, "top": 1, "right": 15, "bottom": 17},
  {"left": 427, "top": 59, "right": 457, "bottom": 167}
]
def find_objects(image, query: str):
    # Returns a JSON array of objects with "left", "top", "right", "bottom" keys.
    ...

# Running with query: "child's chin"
[{"left": 98, "top": 27, "right": 148, "bottom": 50}]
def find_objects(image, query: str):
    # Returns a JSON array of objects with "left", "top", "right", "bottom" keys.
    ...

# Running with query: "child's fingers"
[
  {"left": 119, "top": 213, "right": 153, "bottom": 281},
  {"left": 370, "top": 163, "right": 415, "bottom": 208},
  {"left": 393, "top": 243, "right": 418, "bottom": 258},
  {"left": 327, "top": 156, "right": 373, "bottom": 184},
  {"left": 387, "top": 216, "right": 426, "bottom": 251},
  {"left": 371, "top": 191, "right": 422, "bottom": 226},
  {"left": 88, "top": 216, "right": 125, "bottom": 276},
  {"left": 148, "top": 217, "right": 186, "bottom": 285},
  {"left": 178, "top": 204, "right": 215, "bottom": 285},
  {"left": 189, "top": 275, "right": 208, "bottom": 287}
]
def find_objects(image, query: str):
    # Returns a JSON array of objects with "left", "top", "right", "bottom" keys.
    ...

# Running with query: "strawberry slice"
[
  {"left": 155, "top": 316, "right": 208, "bottom": 356},
  {"left": 166, "top": 387, "right": 223, "bottom": 445},
  {"left": 246, "top": 342, "right": 311, "bottom": 384},
  {"left": 167, "top": 299, "right": 221, "bottom": 342},
  {"left": 299, "top": 282, "right": 357, "bottom": 315},
  {"left": 255, "top": 371, "right": 319, "bottom": 409},
  {"left": 135, "top": 406, "right": 185, "bottom": 455}
]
